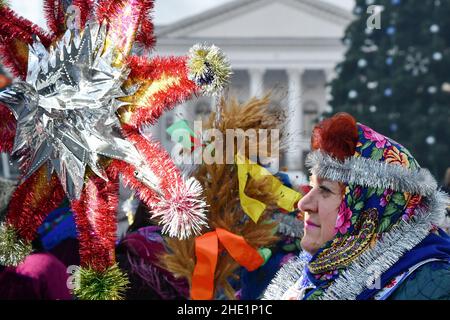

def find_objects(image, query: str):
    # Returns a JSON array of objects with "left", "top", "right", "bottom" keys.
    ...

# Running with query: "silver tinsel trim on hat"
[
  {"left": 262, "top": 191, "right": 449, "bottom": 300},
  {"left": 306, "top": 151, "right": 437, "bottom": 197}
]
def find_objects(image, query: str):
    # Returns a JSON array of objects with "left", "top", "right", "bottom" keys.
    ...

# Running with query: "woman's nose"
[{"left": 298, "top": 189, "right": 317, "bottom": 214}]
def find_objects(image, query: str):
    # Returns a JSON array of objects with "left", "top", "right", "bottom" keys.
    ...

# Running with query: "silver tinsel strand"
[
  {"left": 306, "top": 151, "right": 437, "bottom": 197},
  {"left": 262, "top": 256, "right": 307, "bottom": 300}
]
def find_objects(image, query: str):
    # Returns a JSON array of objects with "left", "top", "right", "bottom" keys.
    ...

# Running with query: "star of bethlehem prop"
[{"left": 0, "top": 0, "right": 231, "bottom": 299}]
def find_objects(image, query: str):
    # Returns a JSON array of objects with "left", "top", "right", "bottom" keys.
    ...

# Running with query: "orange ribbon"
[{"left": 191, "top": 228, "right": 264, "bottom": 300}]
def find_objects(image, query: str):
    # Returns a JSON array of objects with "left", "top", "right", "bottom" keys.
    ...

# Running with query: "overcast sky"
[{"left": 9, "top": 0, "right": 354, "bottom": 28}]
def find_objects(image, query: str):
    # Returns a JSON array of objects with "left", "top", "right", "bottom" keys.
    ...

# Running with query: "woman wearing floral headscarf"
[{"left": 264, "top": 113, "right": 450, "bottom": 300}]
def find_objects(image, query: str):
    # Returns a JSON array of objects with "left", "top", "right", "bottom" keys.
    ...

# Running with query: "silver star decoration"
[{"left": 0, "top": 22, "right": 161, "bottom": 200}]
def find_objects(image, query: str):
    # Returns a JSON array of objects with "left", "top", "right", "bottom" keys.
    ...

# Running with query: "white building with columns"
[{"left": 151, "top": 0, "right": 353, "bottom": 172}]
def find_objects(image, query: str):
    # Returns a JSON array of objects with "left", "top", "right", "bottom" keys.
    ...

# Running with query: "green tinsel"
[
  {"left": 0, "top": 223, "right": 32, "bottom": 266},
  {"left": 73, "top": 264, "right": 130, "bottom": 300}
]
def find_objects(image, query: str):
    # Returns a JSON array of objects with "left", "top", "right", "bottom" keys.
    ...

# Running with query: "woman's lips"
[{"left": 304, "top": 220, "right": 320, "bottom": 229}]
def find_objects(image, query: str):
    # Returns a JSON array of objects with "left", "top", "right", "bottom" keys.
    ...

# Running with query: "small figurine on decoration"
[{"left": 0, "top": 0, "right": 231, "bottom": 300}]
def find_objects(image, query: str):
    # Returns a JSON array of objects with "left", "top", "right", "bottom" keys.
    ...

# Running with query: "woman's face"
[{"left": 298, "top": 175, "right": 343, "bottom": 255}]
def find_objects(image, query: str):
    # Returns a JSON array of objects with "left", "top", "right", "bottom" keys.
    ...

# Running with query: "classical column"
[
  {"left": 210, "top": 96, "right": 218, "bottom": 113},
  {"left": 324, "top": 68, "right": 336, "bottom": 84},
  {"left": 248, "top": 68, "right": 266, "bottom": 98},
  {"left": 286, "top": 68, "right": 305, "bottom": 171},
  {"left": 323, "top": 68, "right": 336, "bottom": 113},
  {"left": 1, "top": 153, "right": 10, "bottom": 179}
]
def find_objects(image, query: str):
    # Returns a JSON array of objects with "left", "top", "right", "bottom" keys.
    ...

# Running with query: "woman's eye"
[{"left": 319, "top": 185, "right": 333, "bottom": 194}]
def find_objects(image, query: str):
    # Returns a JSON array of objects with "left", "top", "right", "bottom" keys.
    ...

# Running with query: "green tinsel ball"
[
  {"left": 0, "top": 223, "right": 33, "bottom": 266},
  {"left": 188, "top": 44, "right": 232, "bottom": 96},
  {"left": 73, "top": 264, "right": 130, "bottom": 300}
]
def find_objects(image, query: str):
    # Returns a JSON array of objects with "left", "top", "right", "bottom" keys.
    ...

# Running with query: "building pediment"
[{"left": 158, "top": 0, "right": 353, "bottom": 39}]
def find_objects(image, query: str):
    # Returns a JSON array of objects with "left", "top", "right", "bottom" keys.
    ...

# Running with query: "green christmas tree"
[{"left": 328, "top": 0, "right": 450, "bottom": 180}]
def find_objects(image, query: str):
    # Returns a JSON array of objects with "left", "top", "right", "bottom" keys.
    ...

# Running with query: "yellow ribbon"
[{"left": 235, "top": 154, "right": 302, "bottom": 223}]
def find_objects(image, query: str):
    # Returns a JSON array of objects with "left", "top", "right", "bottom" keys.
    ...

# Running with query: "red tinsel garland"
[
  {"left": 44, "top": 0, "right": 95, "bottom": 37},
  {"left": 0, "top": 0, "right": 218, "bottom": 279},
  {"left": 136, "top": 17, "right": 155, "bottom": 50},
  {"left": 109, "top": 125, "right": 182, "bottom": 207},
  {"left": 72, "top": 0, "right": 95, "bottom": 29},
  {"left": 95, "top": 0, "right": 118, "bottom": 23},
  {"left": 0, "top": 6, "right": 53, "bottom": 78},
  {"left": 43, "top": 0, "right": 66, "bottom": 37},
  {"left": 70, "top": 169, "right": 119, "bottom": 272},
  {"left": 0, "top": 41, "right": 28, "bottom": 79},
  {"left": 96, "top": 0, "right": 153, "bottom": 25},
  {"left": 6, "top": 166, "right": 66, "bottom": 242},
  {"left": 135, "top": 1, "right": 155, "bottom": 50},
  {"left": 96, "top": 0, "right": 154, "bottom": 60},
  {"left": 124, "top": 55, "right": 199, "bottom": 128},
  {"left": 0, "top": 103, "right": 16, "bottom": 153},
  {"left": 0, "top": 6, "right": 53, "bottom": 46}
]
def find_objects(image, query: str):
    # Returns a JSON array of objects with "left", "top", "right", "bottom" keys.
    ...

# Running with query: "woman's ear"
[{"left": 339, "top": 183, "right": 346, "bottom": 197}]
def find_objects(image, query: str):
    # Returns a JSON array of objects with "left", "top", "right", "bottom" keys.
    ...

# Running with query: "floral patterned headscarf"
[{"left": 264, "top": 123, "right": 449, "bottom": 300}]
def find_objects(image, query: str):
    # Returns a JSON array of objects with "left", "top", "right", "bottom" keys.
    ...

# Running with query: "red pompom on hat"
[{"left": 311, "top": 112, "right": 359, "bottom": 161}]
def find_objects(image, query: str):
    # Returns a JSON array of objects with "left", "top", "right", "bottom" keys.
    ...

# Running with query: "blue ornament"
[
  {"left": 386, "top": 57, "right": 394, "bottom": 65},
  {"left": 386, "top": 26, "right": 396, "bottom": 35},
  {"left": 384, "top": 88, "right": 393, "bottom": 96},
  {"left": 391, "top": 0, "right": 401, "bottom": 5},
  {"left": 389, "top": 123, "right": 398, "bottom": 132}
]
